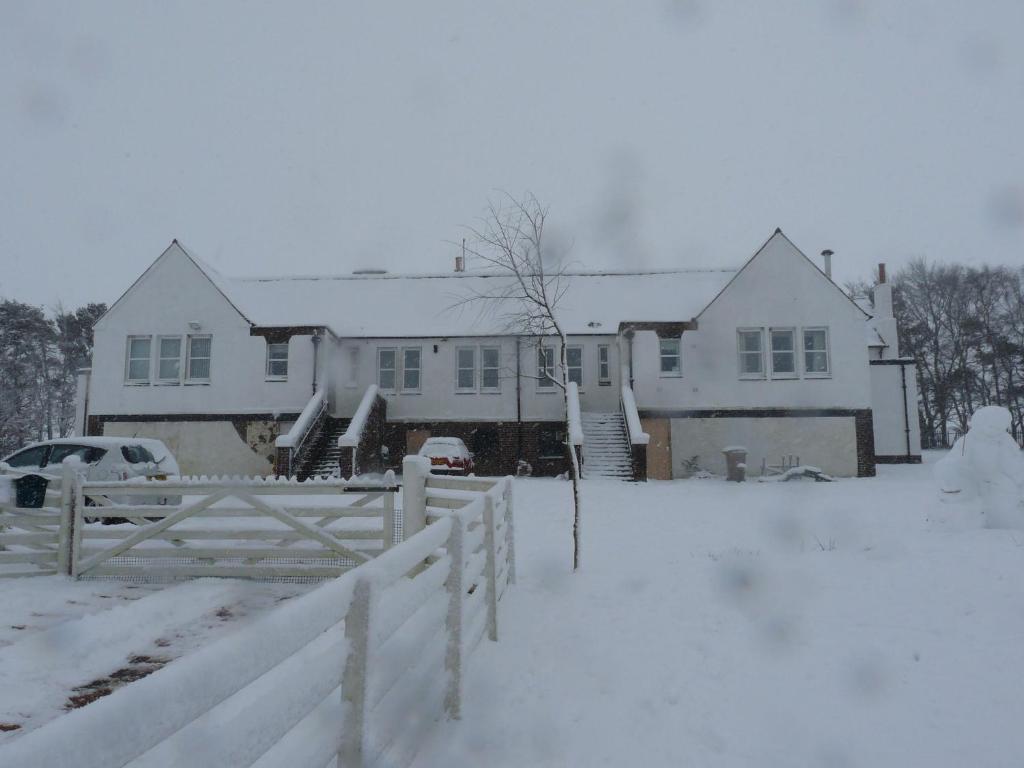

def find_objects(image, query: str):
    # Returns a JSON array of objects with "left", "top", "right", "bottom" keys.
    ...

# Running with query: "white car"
[
  {"left": 417, "top": 437, "right": 475, "bottom": 475},
  {"left": 1, "top": 437, "right": 181, "bottom": 506}
]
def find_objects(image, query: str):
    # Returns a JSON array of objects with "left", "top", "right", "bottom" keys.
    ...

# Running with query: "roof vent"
[
  {"left": 821, "top": 249, "right": 834, "bottom": 279},
  {"left": 352, "top": 268, "right": 387, "bottom": 275}
]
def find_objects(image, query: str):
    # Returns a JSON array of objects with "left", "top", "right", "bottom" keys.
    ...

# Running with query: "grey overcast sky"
[{"left": 1, "top": 0, "right": 1022, "bottom": 310}]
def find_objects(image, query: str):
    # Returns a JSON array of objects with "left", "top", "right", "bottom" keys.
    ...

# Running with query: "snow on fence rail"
[{"left": 0, "top": 456, "right": 515, "bottom": 768}]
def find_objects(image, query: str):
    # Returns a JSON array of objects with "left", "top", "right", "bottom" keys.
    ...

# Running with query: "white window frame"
[
  {"left": 537, "top": 346, "right": 556, "bottom": 390},
  {"left": 736, "top": 328, "right": 765, "bottom": 380},
  {"left": 156, "top": 335, "right": 182, "bottom": 384},
  {"left": 401, "top": 347, "right": 422, "bottom": 393},
  {"left": 480, "top": 345, "right": 501, "bottom": 393},
  {"left": 456, "top": 346, "right": 477, "bottom": 393},
  {"left": 566, "top": 345, "right": 584, "bottom": 390},
  {"left": 802, "top": 327, "right": 831, "bottom": 378},
  {"left": 597, "top": 344, "right": 611, "bottom": 385},
  {"left": 658, "top": 338, "right": 682, "bottom": 378},
  {"left": 184, "top": 335, "right": 212, "bottom": 383},
  {"left": 265, "top": 342, "right": 289, "bottom": 381},
  {"left": 377, "top": 347, "right": 397, "bottom": 391},
  {"left": 125, "top": 335, "right": 152, "bottom": 384},
  {"left": 769, "top": 327, "right": 797, "bottom": 379}
]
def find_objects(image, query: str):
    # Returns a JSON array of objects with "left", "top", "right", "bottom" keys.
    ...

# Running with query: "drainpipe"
[
  {"left": 311, "top": 330, "right": 322, "bottom": 396},
  {"left": 624, "top": 329, "right": 636, "bottom": 389},
  {"left": 515, "top": 335, "right": 523, "bottom": 463},
  {"left": 900, "top": 361, "right": 911, "bottom": 457}
]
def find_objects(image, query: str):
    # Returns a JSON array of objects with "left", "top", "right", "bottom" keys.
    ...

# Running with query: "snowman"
[{"left": 934, "top": 406, "right": 1024, "bottom": 528}]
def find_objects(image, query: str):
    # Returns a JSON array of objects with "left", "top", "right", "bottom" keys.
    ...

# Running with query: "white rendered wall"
[
  {"left": 332, "top": 335, "right": 621, "bottom": 422},
  {"left": 89, "top": 245, "right": 322, "bottom": 417},
  {"left": 632, "top": 235, "right": 872, "bottom": 412},
  {"left": 670, "top": 416, "right": 859, "bottom": 477},
  {"left": 870, "top": 362, "right": 923, "bottom": 457},
  {"left": 103, "top": 420, "right": 273, "bottom": 476}
]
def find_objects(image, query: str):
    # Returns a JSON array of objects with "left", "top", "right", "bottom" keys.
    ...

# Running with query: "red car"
[{"left": 418, "top": 437, "right": 475, "bottom": 475}]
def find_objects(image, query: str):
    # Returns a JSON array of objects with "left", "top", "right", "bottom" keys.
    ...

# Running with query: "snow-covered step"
[{"left": 580, "top": 412, "right": 634, "bottom": 481}]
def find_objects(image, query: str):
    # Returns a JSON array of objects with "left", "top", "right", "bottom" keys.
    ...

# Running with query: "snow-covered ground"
[
  {"left": 416, "top": 454, "right": 1024, "bottom": 767},
  {"left": 0, "top": 577, "right": 312, "bottom": 740}
]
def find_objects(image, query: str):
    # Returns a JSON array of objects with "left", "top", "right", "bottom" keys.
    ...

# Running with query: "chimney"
[
  {"left": 878, "top": 262, "right": 887, "bottom": 284},
  {"left": 455, "top": 238, "right": 466, "bottom": 272},
  {"left": 873, "top": 261, "right": 898, "bottom": 358},
  {"left": 821, "top": 249, "right": 834, "bottom": 279}
]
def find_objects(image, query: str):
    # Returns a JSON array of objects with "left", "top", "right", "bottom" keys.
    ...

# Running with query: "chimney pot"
[
  {"left": 821, "top": 249, "right": 834, "bottom": 279},
  {"left": 878, "top": 263, "right": 887, "bottom": 284}
]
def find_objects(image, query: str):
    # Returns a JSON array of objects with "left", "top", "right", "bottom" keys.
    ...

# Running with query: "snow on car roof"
[{"left": 220, "top": 268, "right": 739, "bottom": 337}]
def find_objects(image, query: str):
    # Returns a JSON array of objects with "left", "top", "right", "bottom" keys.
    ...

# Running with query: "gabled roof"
[
  {"left": 96, "top": 240, "right": 252, "bottom": 328},
  {"left": 695, "top": 229, "right": 871, "bottom": 320}
]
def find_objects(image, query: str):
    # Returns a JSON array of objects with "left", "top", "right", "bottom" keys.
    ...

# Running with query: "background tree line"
[
  {"left": 851, "top": 260, "right": 1024, "bottom": 448},
  {"left": 0, "top": 300, "right": 106, "bottom": 457}
]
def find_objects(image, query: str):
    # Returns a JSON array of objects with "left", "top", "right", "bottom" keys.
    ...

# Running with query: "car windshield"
[{"left": 121, "top": 445, "right": 156, "bottom": 464}]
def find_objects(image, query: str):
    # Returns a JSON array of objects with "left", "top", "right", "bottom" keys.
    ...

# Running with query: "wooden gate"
[{"left": 73, "top": 476, "right": 399, "bottom": 580}]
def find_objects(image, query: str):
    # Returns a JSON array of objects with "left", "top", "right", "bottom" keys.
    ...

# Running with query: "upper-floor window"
[
  {"left": 456, "top": 347, "right": 476, "bottom": 391},
  {"left": 266, "top": 342, "right": 289, "bottom": 380},
  {"left": 566, "top": 346, "right": 583, "bottom": 388},
  {"left": 803, "top": 328, "right": 830, "bottom": 376},
  {"left": 481, "top": 346, "right": 501, "bottom": 391},
  {"left": 597, "top": 344, "right": 611, "bottom": 384},
  {"left": 377, "top": 348, "right": 397, "bottom": 390},
  {"left": 769, "top": 328, "right": 796, "bottom": 378},
  {"left": 157, "top": 336, "right": 182, "bottom": 383},
  {"left": 537, "top": 346, "right": 556, "bottom": 388},
  {"left": 403, "top": 347, "right": 422, "bottom": 392},
  {"left": 737, "top": 329, "right": 765, "bottom": 379},
  {"left": 659, "top": 338, "right": 681, "bottom": 377},
  {"left": 186, "top": 335, "right": 212, "bottom": 382},
  {"left": 126, "top": 336, "right": 151, "bottom": 384}
]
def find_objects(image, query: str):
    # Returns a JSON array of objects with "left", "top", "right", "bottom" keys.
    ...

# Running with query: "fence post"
[
  {"left": 56, "top": 464, "right": 74, "bottom": 576},
  {"left": 70, "top": 476, "right": 85, "bottom": 579},
  {"left": 339, "top": 576, "right": 373, "bottom": 767},
  {"left": 443, "top": 516, "right": 464, "bottom": 719},
  {"left": 382, "top": 490, "right": 395, "bottom": 550},
  {"left": 504, "top": 477, "right": 516, "bottom": 585},
  {"left": 482, "top": 493, "right": 498, "bottom": 642},
  {"left": 402, "top": 455, "right": 428, "bottom": 539}
]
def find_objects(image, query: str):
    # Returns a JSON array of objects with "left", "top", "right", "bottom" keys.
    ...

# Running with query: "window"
[
  {"left": 126, "top": 336, "right": 151, "bottom": 383},
  {"left": 456, "top": 347, "right": 476, "bottom": 391},
  {"left": 737, "top": 329, "right": 765, "bottom": 378},
  {"left": 157, "top": 336, "right": 181, "bottom": 382},
  {"left": 598, "top": 344, "right": 611, "bottom": 384},
  {"left": 537, "top": 346, "right": 555, "bottom": 388},
  {"left": 659, "top": 338, "right": 681, "bottom": 377},
  {"left": 402, "top": 347, "right": 421, "bottom": 391},
  {"left": 121, "top": 444, "right": 156, "bottom": 464},
  {"left": 803, "top": 327, "right": 831, "bottom": 376},
  {"left": 377, "top": 348, "right": 397, "bottom": 390},
  {"left": 481, "top": 346, "right": 501, "bottom": 391},
  {"left": 5, "top": 445, "right": 48, "bottom": 468},
  {"left": 186, "top": 335, "right": 212, "bottom": 382},
  {"left": 769, "top": 328, "right": 796, "bottom": 377},
  {"left": 46, "top": 444, "right": 106, "bottom": 466},
  {"left": 566, "top": 346, "right": 583, "bottom": 388},
  {"left": 346, "top": 347, "right": 360, "bottom": 388},
  {"left": 266, "top": 342, "right": 289, "bottom": 379},
  {"left": 538, "top": 424, "right": 566, "bottom": 459}
]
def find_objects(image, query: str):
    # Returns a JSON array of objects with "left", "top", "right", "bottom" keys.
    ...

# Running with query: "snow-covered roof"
[{"left": 220, "top": 268, "right": 739, "bottom": 337}]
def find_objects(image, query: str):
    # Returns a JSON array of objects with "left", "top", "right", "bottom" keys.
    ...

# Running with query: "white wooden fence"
[
  {"left": 0, "top": 465, "right": 71, "bottom": 577},
  {"left": 1, "top": 468, "right": 399, "bottom": 580},
  {"left": 0, "top": 456, "right": 515, "bottom": 768}
]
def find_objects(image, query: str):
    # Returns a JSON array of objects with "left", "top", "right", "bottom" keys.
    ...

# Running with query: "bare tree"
[{"left": 455, "top": 193, "right": 584, "bottom": 571}]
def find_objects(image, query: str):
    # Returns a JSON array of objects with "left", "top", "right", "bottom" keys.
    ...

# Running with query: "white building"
[{"left": 77, "top": 230, "right": 921, "bottom": 479}]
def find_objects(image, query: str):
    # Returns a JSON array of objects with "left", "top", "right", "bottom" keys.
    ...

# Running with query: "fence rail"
[{"left": 0, "top": 455, "right": 515, "bottom": 768}]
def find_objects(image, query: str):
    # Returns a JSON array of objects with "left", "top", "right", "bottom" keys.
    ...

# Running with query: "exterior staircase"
[
  {"left": 580, "top": 412, "right": 634, "bottom": 480},
  {"left": 296, "top": 417, "right": 351, "bottom": 480}
]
